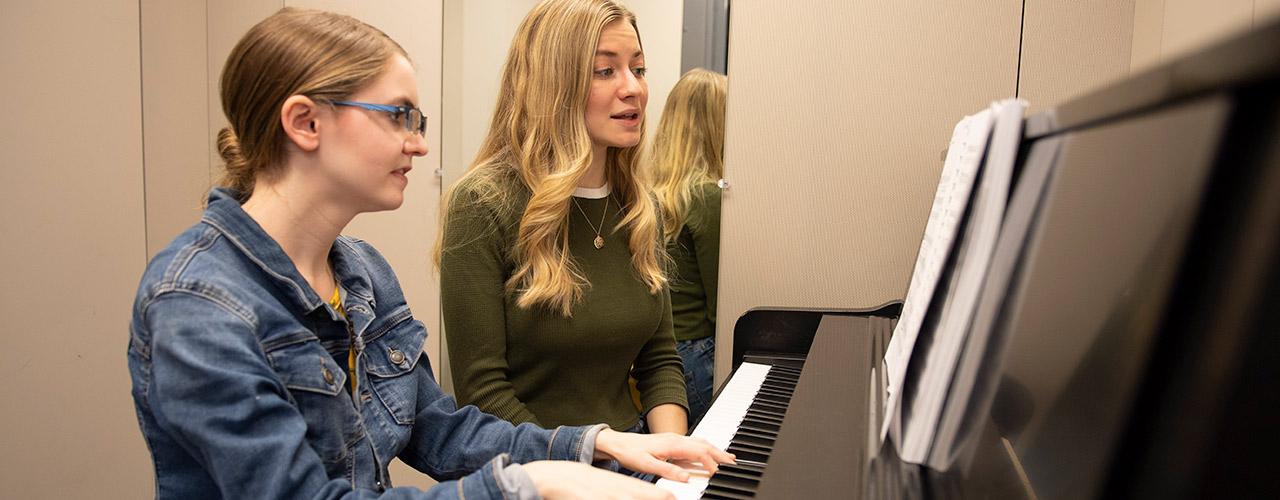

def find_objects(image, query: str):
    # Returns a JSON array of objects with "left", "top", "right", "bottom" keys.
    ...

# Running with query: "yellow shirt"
[{"left": 328, "top": 284, "right": 357, "bottom": 394}]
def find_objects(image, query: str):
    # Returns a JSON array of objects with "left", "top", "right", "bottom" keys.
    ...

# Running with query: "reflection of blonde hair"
[
  {"left": 216, "top": 7, "right": 406, "bottom": 201},
  {"left": 651, "top": 68, "right": 727, "bottom": 244},
  {"left": 437, "top": 0, "right": 664, "bottom": 316}
]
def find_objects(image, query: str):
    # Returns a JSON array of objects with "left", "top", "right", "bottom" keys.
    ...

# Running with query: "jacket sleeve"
[
  {"left": 440, "top": 187, "right": 542, "bottom": 425},
  {"left": 398, "top": 353, "right": 602, "bottom": 479},
  {"left": 142, "top": 291, "right": 535, "bottom": 500}
]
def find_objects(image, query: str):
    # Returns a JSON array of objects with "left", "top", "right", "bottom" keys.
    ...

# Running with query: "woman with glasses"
[
  {"left": 438, "top": 0, "right": 690, "bottom": 450},
  {"left": 127, "top": 8, "right": 729, "bottom": 499},
  {"left": 650, "top": 69, "right": 729, "bottom": 428}
]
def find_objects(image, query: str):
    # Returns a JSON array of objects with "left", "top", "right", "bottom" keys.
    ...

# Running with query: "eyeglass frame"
[{"left": 328, "top": 100, "right": 427, "bottom": 136}]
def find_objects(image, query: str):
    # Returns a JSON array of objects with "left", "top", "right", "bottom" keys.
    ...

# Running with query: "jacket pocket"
[
  {"left": 266, "top": 338, "right": 359, "bottom": 474},
  {"left": 364, "top": 311, "right": 425, "bottom": 425}
]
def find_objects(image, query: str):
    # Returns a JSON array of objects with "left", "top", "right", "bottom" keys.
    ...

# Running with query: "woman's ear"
[{"left": 280, "top": 95, "right": 322, "bottom": 152}]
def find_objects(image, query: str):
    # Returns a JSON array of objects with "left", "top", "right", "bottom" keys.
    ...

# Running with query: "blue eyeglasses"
[{"left": 330, "top": 100, "right": 427, "bottom": 136}]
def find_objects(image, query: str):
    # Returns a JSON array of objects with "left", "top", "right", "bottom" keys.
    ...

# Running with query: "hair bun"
[
  {"left": 216, "top": 127, "right": 254, "bottom": 197},
  {"left": 216, "top": 127, "right": 246, "bottom": 168}
]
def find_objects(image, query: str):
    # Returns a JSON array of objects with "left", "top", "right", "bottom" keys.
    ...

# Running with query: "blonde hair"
[
  {"left": 216, "top": 7, "right": 407, "bottom": 201},
  {"left": 437, "top": 0, "right": 665, "bottom": 316},
  {"left": 651, "top": 68, "right": 727, "bottom": 244}
]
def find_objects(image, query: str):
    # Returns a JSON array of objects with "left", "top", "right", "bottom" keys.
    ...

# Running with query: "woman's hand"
[
  {"left": 522, "top": 461, "right": 674, "bottom": 500},
  {"left": 592, "top": 429, "right": 736, "bottom": 481}
]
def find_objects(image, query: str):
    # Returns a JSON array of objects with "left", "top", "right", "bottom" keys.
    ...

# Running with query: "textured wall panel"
[
  {"left": 715, "top": 0, "right": 1021, "bottom": 382},
  {"left": 0, "top": 1, "right": 150, "bottom": 496},
  {"left": 1162, "top": 0, "right": 1254, "bottom": 60},
  {"left": 143, "top": 0, "right": 211, "bottom": 257},
  {"left": 1019, "top": 0, "right": 1136, "bottom": 113}
]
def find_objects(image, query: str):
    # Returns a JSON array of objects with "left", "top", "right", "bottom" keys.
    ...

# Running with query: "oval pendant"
[{"left": 593, "top": 235, "right": 605, "bottom": 249}]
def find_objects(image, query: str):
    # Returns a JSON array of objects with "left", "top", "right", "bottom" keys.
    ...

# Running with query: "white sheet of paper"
[
  {"left": 880, "top": 108, "right": 994, "bottom": 442},
  {"left": 901, "top": 99, "right": 1027, "bottom": 463}
]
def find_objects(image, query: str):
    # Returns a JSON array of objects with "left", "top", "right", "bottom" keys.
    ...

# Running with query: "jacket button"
[
  {"left": 389, "top": 349, "right": 405, "bottom": 365},
  {"left": 322, "top": 366, "right": 335, "bottom": 385}
]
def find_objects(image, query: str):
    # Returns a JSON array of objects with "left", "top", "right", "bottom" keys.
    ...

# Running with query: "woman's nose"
[
  {"left": 619, "top": 71, "right": 644, "bottom": 99},
  {"left": 404, "top": 133, "right": 429, "bottom": 157}
]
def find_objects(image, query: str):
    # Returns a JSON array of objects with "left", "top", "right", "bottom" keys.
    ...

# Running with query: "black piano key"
[
  {"left": 738, "top": 419, "right": 781, "bottom": 434},
  {"left": 745, "top": 406, "right": 786, "bottom": 418},
  {"left": 734, "top": 427, "right": 778, "bottom": 441},
  {"left": 708, "top": 471, "right": 761, "bottom": 492},
  {"left": 732, "top": 433, "right": 774, "bottom": 448},
  {"left": 714, "top": 466, "right": 764, "bottom": 482},
  {"left": 720, "top": 463, "right": 766, "bottom": 476},
  {"left": 728, "top": 438, "right": 772, "bottom": 453},
  {"left": 729, "top": 445, "right": 772, "bottom": 460},
  {"left": 750, "top": 397, "right": 789, "bottom": 410},
  {"left": 754, "top": 392, "right": 790, "bottom": 405},
  {"left": 767, "top": 373, "right": 799, "bottom": 384},
  {"left": 726, "top": 446, "right": 769, "bottom": 463},
  {"left": 745, "top": 408, "right": 785, "bottom": 420},
  {"left": 771, "top": 365, "right": 802, "bottom": 377},
  {"left": 706, "top": 479, "right": 759, "bottom": 497},
  {"left": 755, "top": 386, "right": 792, "bottom": 398},
  {"left": 747, "top": 416, "right": 783, "bottom": 429},
  {"left": 762, "top": 381, "right": 793, "bottom": 393},
  {"left": 701, "top": 488, "right": 755, "bottom": 500},
  {"left": 766, "top": 369, "right": 799, "bottom": 380}
]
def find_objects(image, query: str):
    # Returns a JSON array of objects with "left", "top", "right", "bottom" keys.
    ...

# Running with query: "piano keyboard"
[{"left": 656, "top": 360, "right": 803, "bottom": 499}]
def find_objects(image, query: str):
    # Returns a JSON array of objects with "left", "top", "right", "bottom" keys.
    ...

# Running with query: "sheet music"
[
  {"left": 930, "top": 134, "right": 1061, "bottom": 469},
  {"left": 901, "top": 99, "right": 1027, "bottom": 464},
  {"left": 881, "top": 107, "right": 994, "bottom": 442}
]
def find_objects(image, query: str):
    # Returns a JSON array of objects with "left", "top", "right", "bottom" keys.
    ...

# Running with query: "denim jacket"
[{"left": 128, "top": 188, "right": 600, "bottom": 499}]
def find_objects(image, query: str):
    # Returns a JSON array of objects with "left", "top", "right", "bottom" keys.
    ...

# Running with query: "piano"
[{"left": 659, "top": 16, "right": 1280, "bottom": 500}]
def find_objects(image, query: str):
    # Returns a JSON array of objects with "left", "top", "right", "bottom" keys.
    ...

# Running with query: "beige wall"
[
  {"left": 1019, "top": 0, "right": 1136, "bottom": 113},
  {"left": 714, "top": 0, "right": 1024, "bottom": 382},
  {"left": 1131, "top": 0, "right": 1280, "bottom": 70},
  {"left": 1, "top": 2, "right": 152, "bottom": 497},
  {"left": 713, "top": 1, "right": 1148, "bottom": 383}
]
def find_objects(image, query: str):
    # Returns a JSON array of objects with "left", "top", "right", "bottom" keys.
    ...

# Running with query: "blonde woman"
[
  {"left": 439, "top": 0, "right": 690, "bottom": 444},
  {"left": 650, "top": 68, "right": 728, "bottom": 427},
  {"left": 128, "top": 8, "right": 730, "bottom": 499}
]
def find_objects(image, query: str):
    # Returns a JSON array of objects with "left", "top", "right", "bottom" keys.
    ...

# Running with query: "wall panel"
[
  {"left": 715, "top": 0, "right": 1021, "bottom": 382},
  {"left": 1019, "top": 0, "right": 1136, "bottom": 113},
  {"left": 0, "top": 1, "right": 151, "bottom": 497},
  {"left": 1161, "top": 0, "right": 1254, "bottom": 61},
  {"left": 143, "top": 0, "right": 211, "bottom": 256}
]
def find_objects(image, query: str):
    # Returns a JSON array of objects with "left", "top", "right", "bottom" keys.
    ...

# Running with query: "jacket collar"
[{"left": 201, "top": 188, "right": 375, "bottom": 315}]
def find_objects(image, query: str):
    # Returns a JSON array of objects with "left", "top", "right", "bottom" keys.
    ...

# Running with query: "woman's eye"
[
  {"left": 594, "top": 67, "right": 614, "bottom": 78},
  {"left": 632, "top": 66, "right": 647, "bottom": 77}
]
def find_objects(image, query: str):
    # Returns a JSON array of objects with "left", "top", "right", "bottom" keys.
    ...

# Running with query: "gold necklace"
[{"left": 571, "top": 196, "right": 609, "bottom": 249}]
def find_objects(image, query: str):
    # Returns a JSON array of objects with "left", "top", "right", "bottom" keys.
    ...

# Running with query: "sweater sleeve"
[
  {"left": 631, "top": 216, "right": 691, "bottom": 415},
  {"left": 691, "top": 183, "right": 722, "bottom": 326},
  {"left": 440, "top": 186, "right": 541, "bottom": 426}
]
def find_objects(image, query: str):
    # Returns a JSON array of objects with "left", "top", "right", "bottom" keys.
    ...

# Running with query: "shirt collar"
[{"left": 201, "top": 187, "right": 375, "bottom": 314}]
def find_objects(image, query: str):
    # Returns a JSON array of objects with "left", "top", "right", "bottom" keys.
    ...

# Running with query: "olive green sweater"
[
  {"left": 668, "top": 182, "right": 721, "bottom": 342},
  {"left": 440, "top": 174, "right": 688, "bottom": 430}
]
